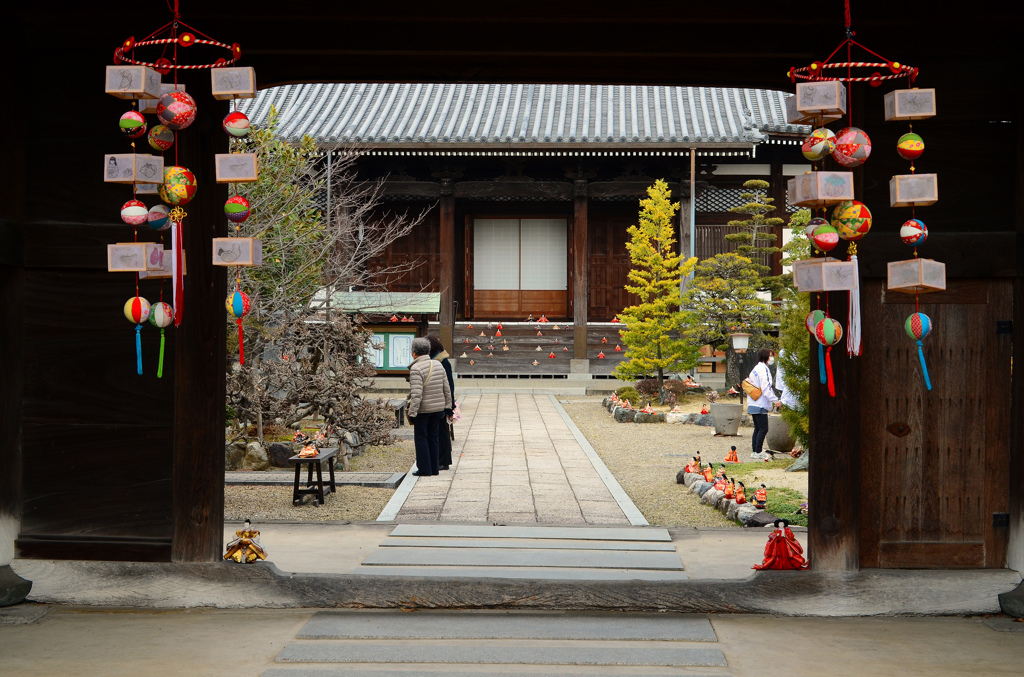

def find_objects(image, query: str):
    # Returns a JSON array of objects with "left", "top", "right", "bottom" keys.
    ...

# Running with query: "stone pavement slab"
[
  {"left": 380, "top": 537, "right": 676, "bottom": 551},
  {"left": 392, "top": 394, "right": 642, "bottom": 524},
  {"left": 389, "top": 524, "right": 671, "bottom": 541},
  {"left": 349, "top": 566, "right": 690, "bottom": 580},
  {"left": 360, "top": 547, "right": 685, "bottom": 570}
]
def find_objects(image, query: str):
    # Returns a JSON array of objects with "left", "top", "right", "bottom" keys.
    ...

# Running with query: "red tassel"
[
  {"left": 237, "top": 318, "right": 245, "bottom": 365},
  {"left": 825, "top": 345, "right": 835, "bottom": 397}
]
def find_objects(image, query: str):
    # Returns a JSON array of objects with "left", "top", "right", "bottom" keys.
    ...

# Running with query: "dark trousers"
[
  {"left": 413, "top": 411, "right": 444, "bottom": 474},
  {"left": 439, "top": 420, "right": 452, "bottom": 467},
  {"left": 751, "top": 413, "right": 769, "bottom": 456}
]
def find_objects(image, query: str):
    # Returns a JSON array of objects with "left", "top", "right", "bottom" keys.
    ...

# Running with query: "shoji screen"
[
  {"left": 473, "top": 219, "right": 520, "bottom": 289},
  {"left": 520, "top": 218, "right": 567, "bottom": 290}
]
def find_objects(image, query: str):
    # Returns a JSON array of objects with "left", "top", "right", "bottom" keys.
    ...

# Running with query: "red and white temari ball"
[
  {"left": 811, "top": 222, "right": 840, "bottom": 252},
  {"left": 805, "top": 309, "right": 826, "bottom": 335},
  {"left": 147, "top": 204, "right": 171, "bottom": 231},
  {"left": 223, "top": 111, "right": 250, "bottom": 137},
  {"left": 831, "top": 127, "right": 872, "bottom": 168},
  {"left": 801, "top": 127, "right": 836, "bottom": 162},
  {"left": 124, "top": 296, "right": 151, "bottom": 324},
  {"left": 900, "top": 218, "right": 928, "bottom": 246},
  {"left": 148, "top": 124, "right": 174, "bottom": 151},
  {"left": 149, "top": 301, "right": 174, "bottom": 329},
  {"left": 156, "top": 91, "right": 197, "bottom": 131},
  {"left": 831, "top": 200, "right": 873, "bottom": 241},
  {"left": 224, "top": 195, "right": 250, "bottom": 222},
  {"left": 120, "top": 199, "right": 148, "bottom": 226},
  {"left": 814, "top": 317, "right": 843, "bottom": 346},
  {"left": 804, "top": 216, "right": 829, "bottom": 239},
  {"left": 897, "top": 132, "right": 925, "bottom": 161},
  {"left": 119, "top": 110, "right": 147, "bottom": 138}
]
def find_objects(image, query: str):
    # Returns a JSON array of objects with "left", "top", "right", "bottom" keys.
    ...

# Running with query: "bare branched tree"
[{"left": 225, "top": 107, "right": 429, "bottom": 445}]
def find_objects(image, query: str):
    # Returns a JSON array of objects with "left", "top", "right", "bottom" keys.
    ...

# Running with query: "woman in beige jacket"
[{"left": 408, "top": 337, "right": 453, "bottom": 476}]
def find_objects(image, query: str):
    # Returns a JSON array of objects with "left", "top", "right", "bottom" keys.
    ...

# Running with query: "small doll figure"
[
  {"left": 713, "top": 472, "right": 728, "bottom": 492},
  {"left": 703, "top": 463, "right": 714, "bottom": 483},
  {"left": 724, "top": 479, "right": 735, "bottom": 499},
  {"left": 753, "top": 519, "right": 808, "bottom": 570},
  {"left": 754, "top": 484, "right": 768, "bottom": 509},
  {"left": 684, "top": 456, "right": 698, "bottom": 474},
  {"left": 724, "top": 446, "right": 739, "bottom": 463},
  {"left": 640, "top": 403, "right": 655, "bottom": 414},
  {"left": 293, "top": 430, "right": 310, "bottom": 445},
  {"left": 735, "top": 481, "right": 746, "bottom": 504},
  {"left": 224, "top": 520, "right": 268, "bottom": 564},
  {"left": 700, "top": 404, "right": 709, "bottom": 415}
]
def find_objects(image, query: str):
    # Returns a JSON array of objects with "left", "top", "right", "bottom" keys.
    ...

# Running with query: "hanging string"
[
  {"left": 916, "top": 340, "right": 932, "bottom": 390},
  {"left": 135, "top": 323, "right": 144, "bottom": 376}
]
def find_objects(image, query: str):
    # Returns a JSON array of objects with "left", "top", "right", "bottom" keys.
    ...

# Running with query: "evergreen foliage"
[
  {"left": 614, "top": 180, "right": 700, "bottom": 391},
  {"left": 778, "top": 209, "right": 812, "bottom": 450},
  {"left": 725, "top": 179, "right": 785, "bottom": 294}
]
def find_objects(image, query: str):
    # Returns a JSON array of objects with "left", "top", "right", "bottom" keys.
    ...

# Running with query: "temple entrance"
[{"left": 467, "top": 217, "right": 569, "bottom": 319}]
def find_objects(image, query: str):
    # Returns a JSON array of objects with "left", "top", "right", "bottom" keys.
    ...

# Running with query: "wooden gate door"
[{"left": 859, "top": 279, "right": 1012, "bottom": 568}]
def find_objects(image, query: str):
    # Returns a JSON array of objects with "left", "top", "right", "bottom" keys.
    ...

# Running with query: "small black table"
[{"left": 287, "top": 446, "right": 339, "bottom": 506}]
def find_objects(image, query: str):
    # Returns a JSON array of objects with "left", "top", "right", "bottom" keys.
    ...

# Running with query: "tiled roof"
[{"left": 235, "top": 84, "right": 808, "bottom": 147}]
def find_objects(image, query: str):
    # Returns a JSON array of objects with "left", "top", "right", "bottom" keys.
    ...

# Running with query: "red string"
[
  {"left": 844, "top": 0, "right": 852, "bottom": 28},
  {"left": 826, "top": 345, "right": 835, "bottom": 397}
]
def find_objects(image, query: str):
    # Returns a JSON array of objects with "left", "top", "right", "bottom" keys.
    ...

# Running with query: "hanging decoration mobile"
[
  {"left": 104, "top": 0, "right": 258, "bottom": 375},
  {"left": 787, "top": 0, "right": 942, "bottom": 394}
]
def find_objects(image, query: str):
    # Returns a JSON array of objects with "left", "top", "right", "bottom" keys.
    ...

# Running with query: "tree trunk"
[{"left": 726, "top": 346, "right": 742, "bottom": 390}]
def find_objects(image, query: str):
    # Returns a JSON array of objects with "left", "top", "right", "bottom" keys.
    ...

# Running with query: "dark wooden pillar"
[
  {"left": 439, "top": 179, "right": 455, "bottom": 353},
  {"left": 1009, "top": 84, "right": 1024, "bottom": 574},
  {"left": 769, "top": 162, "right": 786, "bottom": 277},
  {"left": 573, "top": 180, "right": 588, "bottom": 359},
  {"left": 808, "top": 290, "right": 861, "bottom": 570},
  {"left": 172, "top": 83, "right": 228, "bottom": 563}
]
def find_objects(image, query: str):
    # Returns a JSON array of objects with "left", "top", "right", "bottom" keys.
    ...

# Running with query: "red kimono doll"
[{"left": 753, "top": 519, "right": 809, "bottom": 570}]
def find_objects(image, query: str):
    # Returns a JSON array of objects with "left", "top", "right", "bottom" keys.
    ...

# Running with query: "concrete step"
[
  {"left": 264, "top": 669, "right": 732, "bottom": 676},
  {"left": 297, "top": 611, "right": 717, "bottom": 641},
  {"left": 349, "top": 566, "right": 688, "bottom": 580},
  {"left": 379, "top": 537, "right": 676, "bottom": 551},
  {"left": 361, "top": 546, "right": 684, "bottom": 570},
  {"left": 389, "top": 524, "right": 671, "bottom": 541},
  {"left": 274, "top": 643, "right": 728, "bottom": 668}
]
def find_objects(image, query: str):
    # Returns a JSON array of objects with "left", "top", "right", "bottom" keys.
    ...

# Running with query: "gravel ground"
[
  {"left": 224, "top": 440, "right": 416, "bottom": 522},
  {"left": 562, "top": 397, "right": 745, "bottom": 528}
]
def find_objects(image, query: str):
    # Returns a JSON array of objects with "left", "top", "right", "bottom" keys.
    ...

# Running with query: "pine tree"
[
  {"left": 778, "top": 209, "right": 812, "bottom": 450},
  {"left": 682, "top": 252, "right": 776, "bottom": 388},
  {"left": 725, "top": 179, "right": 785, "bottom": 294},
  {"left": 614, "top": 180, "right": 700, "bottom": 393}
]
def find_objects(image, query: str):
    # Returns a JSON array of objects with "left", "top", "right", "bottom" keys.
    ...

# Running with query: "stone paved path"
[{"left": 397, "top": 394, "right": 630, "bottom": 524}]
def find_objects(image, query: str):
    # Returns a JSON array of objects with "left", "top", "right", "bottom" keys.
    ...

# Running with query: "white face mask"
[{"left": 768, "top": 357, "right": 775, "bottom": 366}]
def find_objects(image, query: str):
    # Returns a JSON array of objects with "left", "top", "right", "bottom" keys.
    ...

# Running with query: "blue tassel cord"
[
  {"left": 818, "top": 343, "right": 827, "bottom": 385},
  {"left": 915, "top": 340, "right": 932, "bottom": 391},
  {"left": 135, "top": 324, "right": 143, "bottom": 376}
]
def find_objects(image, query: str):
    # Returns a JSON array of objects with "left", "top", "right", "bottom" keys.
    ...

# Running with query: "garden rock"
[
  {"left": 267, "top": 442, "right": 294, "bottom": 468},
  {"left": 683, "top": 472, "right": 702, "bottom": 488},
  {"left": 601, "top": 397, "right": 610, "bottom": 407},
  {"left": 786, "top": 451, "right": 809, "bottom": 472},
  {"left": 224, "top": 442, "right": 245, "bottom": 470},
  {"left": 342, "top": 431, "right": 360, "bottom": 448},
  {"left": 701, "top": 488, "right": 724, "bottom": 506},
  {"left": 744, "top": 510, "right": 780, "bottom": 528},
  {"left": 766, "top": 415, "right": 796, "bottom": 453},
  {"left": 613, "top": 407, "right": 636, "bottom": 423},
  {"left": 242, "top": 441, "right": 270, "bottom": 471},
  {"left": 634, "top": 412, "right": 665, "bottom": 423},
  {"left": 740, "top": 414, "right": 753, "bottom": 428},
  {"left": 694, "top": 414, "right": 715, "bottom": 427},
  {"left": 726, "top": 501, "right": 741, "bottom": 522},
  {"left": 665, "top": 412, "right": 688, "bottom": 424},
  {"left": 695, "top": 481, "right": 713, "bottom": 497},
  {"left": 736, "top": 505, "right": 761, "bottom": 525},
  {"left": 675, "top": 469, "right": 687, "bottom": 484}
]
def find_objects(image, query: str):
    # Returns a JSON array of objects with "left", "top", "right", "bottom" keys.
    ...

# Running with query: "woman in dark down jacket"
[{"left": 426, "top": 334, "right": 455, "bottom": 470}]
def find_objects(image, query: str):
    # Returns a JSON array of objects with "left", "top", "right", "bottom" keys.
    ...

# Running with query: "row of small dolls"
[{"left": 684, "top": 454, "right": 768, "bottom": 509}]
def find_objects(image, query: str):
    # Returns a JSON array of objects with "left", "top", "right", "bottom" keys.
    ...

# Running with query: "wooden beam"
[
  {"left": 171, "top": 83, "right": 228, "bottom": 563},
  {"left": 588, "top": 181, "right": 685, "bottom": 199},
  {"left": 439, "top": 180, "right": 455, "bottom": 352},
  {"left": 809, "top": 289, "right": 861, "bottom": 571},
  {"left": 573, "top": 180, "right": 588, "bottom": 359},
  {"left": 454, "top": 181, "right": 572, "bottom": 200}
]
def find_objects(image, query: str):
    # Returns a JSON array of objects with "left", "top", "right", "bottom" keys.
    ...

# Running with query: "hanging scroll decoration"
[
  {"left": 786, "top": 0, "right": 937, "bottom": 393},
  {"left": 105, "top": 1, "right": 255, "bottom": 374}
]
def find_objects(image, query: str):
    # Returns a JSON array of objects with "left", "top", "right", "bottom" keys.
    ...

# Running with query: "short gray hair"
[{"left": 411, "top": 337, "right": 431, "bottom": 357}]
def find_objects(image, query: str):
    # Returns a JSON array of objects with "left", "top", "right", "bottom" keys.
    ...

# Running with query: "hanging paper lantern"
[
  {"left": 156, "top": 91, "right": 197, "bottom": 131},
  {"left": 804, "top": 217, "right": 829, "bottom": 240},
  {"left": 124, "top": 296, "right": 151, "bottom": 376},
  {"left": 223, "top": 111, "right": 251, "bottom": 137},
  {"left": 831, "top": 200, "right": 873, "bottom": 241},
  {"left": 224, "top": 195, "right": 251, "bottom": 223},
  {"left": 120, "top": 199, "right": 149, "bottom": 226},
  {"left": 905, "top": 312, "right": 933, "bottom": 390},
  {"left": 119, "top": 111, "right": 147, "bottom": 138},
  {"left": 801, "top": 127, "right": 836, "bottom": 161},
  {"left": 811, "top": 222, "right": 840, "bottom": 252},
  {"left": 831, "top": 127, "right": 872, "bottom": 167},
  {"left": 900, "top": 218, "right": 928, "bottom": 246},
  {"left": 147, "top": 204, "right": 172, "bottom": 231},
  {"left": 149, "top": 301, "right": 174, "bottom": 379},
  {"left": 147, "top": 124, "right": 175, "bottom": 151},
  {"left": 896, "top": 132, "right": 925, "bottom": 161},
  {"left": 160, "top": 166, "right": 197, "bottom": 205},
  {"left": 226, "top": 290, "right": 252, "bottom": 364},
  {"left": 814, "top": 317, "right": 843, "bottom": 398}
]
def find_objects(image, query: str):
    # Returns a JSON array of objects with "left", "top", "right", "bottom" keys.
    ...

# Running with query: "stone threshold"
[{"left": 226, "top": 471, "right": 406, "bottom": 489}]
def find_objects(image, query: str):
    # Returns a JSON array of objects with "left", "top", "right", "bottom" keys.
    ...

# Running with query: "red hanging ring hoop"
[
  {"left": 790, "top": 61, "right": 916, "bottom": 83},
  {"left": 114, "top": 36, "right": 239, "bottom": 70}
]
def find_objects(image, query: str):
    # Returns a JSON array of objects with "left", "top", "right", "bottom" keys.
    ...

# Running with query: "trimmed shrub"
[
  {"left": 615, "top": 386, "right": 641, "bottom": 404},
  {"left": 635, "top": 378, "right": 660, "bottom": 403}
]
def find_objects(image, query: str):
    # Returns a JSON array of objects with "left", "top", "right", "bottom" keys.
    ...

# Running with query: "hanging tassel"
[
  {"left": 172, "top": 222, "right": 184, "bottom": 326},
  {"left": 237, "top": 318, "right": 245, "bottom": 365},
  {"left": 157, "top": 328, "right": 166, "bottom": 378},
  {"left": 818, "top": 343, "right": 827, "bottom": 385},
  {"left": 825, "top": 345, "right": 835, "bottom": 398},
  {"left": 135, "top": 323, "right": 143, "bottom": 374},
  {"left": 916, "top": 339, "right": 932, "bottom": 391},
  {"left": 847, "top": 254, "right": 862, "bottom": 356}
]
